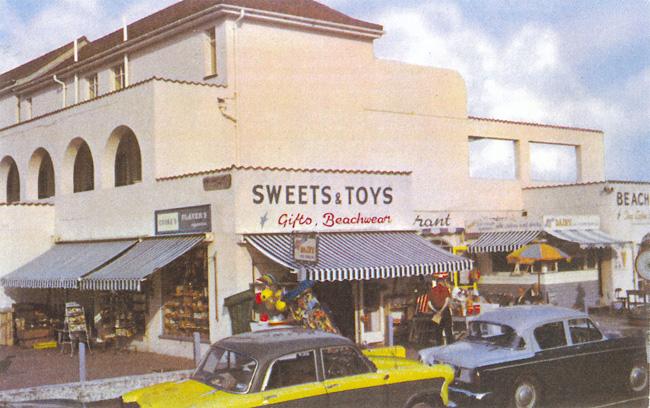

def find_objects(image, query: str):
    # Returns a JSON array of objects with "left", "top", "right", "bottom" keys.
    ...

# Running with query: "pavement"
[{"left": 0, "top": 308, "right": 646, "bottom": 404}]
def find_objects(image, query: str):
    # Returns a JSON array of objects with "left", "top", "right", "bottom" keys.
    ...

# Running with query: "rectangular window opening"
[
  {"left": 205, "top": 28, "right": 217, "bottom": 77},
  {"left": 112, "top": 64, "right": 125, "bottom": 91},
  {"left": 529, "top": 142, "right": 577, "bottom": 183},
  {"left": 468, "top": 136, "right": 517, "bottom": 180},
  {"left": 87, "top": 74, "right": 99, "bottom": 99}
]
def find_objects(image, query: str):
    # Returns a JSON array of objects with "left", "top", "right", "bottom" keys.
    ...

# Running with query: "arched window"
[
  {"left": 2, "top": 157, "right": 20, "bottom": 203},
  {"left": 73, "top": 141, "right": 94, "bottom": 192},
  {"left": 38, "top": 152, "right": 55, "bottom": 199},
  {"left": 114, "top": 131, "right": 141, "bottom": 187}
]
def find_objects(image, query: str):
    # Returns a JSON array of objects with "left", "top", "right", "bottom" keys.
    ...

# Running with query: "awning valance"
[
  {"left": 467, "top": 230, "right": 541, "bottom": 253},
  {"left": 545, "top": 229, "right": 623, "bottom": 248},
  {"left": 244, "top": 231, "right": 473, "bottom": 282},
  {"left": 0, "top": 240, "right": 136, "bottom": 289},
  {"left": 81, "top": 235, "right": 204, "bottom": 291}
]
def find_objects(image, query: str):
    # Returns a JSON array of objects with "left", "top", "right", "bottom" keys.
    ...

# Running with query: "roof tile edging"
[
  {"left": 523, "top": 180, "right": 650, "bottom": 189},
  {"left": 469, "top": 116, "right": 603, "bottom": 134},
  {"left": 0, "top": 76, "right": 225, "bottom": 134},
  {"left": 157, "top": 165, "right": 412, "bottom": 181}
]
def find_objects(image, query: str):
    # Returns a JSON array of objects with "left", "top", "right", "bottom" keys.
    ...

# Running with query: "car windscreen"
[
  {"left": 192, "top": 347, "right": 257, "bottom": 393},
  {"left": 467, "top": 321, "right": 524, "bottom": 349}
]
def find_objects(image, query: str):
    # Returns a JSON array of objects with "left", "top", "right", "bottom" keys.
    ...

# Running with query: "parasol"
[
  {"left": 506, "top": 243, "right": 570, "bottom": 265},
  {"left": 507, "top": 243, "right": 571, "bottom": 290}
]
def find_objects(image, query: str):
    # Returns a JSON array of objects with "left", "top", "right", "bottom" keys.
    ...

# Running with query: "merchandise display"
[
  {"left": 95, "top": 293, "right": 146, "bottom": 341},
  {"left": 13, "top": 303, "right": 58, "bottom": 347}
]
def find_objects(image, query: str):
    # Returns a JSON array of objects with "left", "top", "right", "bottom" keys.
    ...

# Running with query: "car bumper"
[{"left": 448, "top": 386, "right": 494, "bottom": 407}]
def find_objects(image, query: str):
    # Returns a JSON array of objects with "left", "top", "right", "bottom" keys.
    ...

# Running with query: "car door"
[
  {"left": 532, "top": 320, "right": 578, "bottom": 396},
  {"left": 566, "top": 318, "right": 607, "bottom": 391},
  {"left": 259, "top": 349, "right": 329, "bottom": 407},
  {"left": 321, "top": 345, "right": 387, "bottom": 407}
]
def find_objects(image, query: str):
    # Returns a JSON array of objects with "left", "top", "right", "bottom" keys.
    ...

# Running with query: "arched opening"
[
  {"left": 114, "top": 130, "right": 141, "bottom": 187},
  {"left": 38, "top": 152, "right": 55, "bottom": 199},
  {"left": 73, "top": 141, "right": 94, "bottom": 192},
  {"left": 1, "top": 156, "right": 20, "bottom": 203},
  {"left": 7, "top": 160, "right": 20, "bottom": 203}
]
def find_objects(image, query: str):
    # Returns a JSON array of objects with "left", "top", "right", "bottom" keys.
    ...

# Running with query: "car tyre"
[
  {"left": 627, "top": 362, "right": 648, "bottom": 395},
  {"left": 510, "top": 375, "right": 541, "bottom": 408}
]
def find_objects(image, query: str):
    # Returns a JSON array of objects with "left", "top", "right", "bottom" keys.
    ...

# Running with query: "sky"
[{"left": 0, "top": 0, "right": 648, "bottom": 181}]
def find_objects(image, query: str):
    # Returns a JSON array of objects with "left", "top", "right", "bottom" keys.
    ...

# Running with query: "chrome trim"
[{"left": 449, "top": 386, "right": 491, "bottom": 401}]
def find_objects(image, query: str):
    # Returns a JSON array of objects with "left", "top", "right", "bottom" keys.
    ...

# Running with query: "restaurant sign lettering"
[{"left": 155, "top": 204, "right": 211, "bottom": 235}]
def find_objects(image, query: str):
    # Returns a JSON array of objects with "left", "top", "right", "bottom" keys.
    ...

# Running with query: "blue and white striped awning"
[
  {"left": 545, "top": 229, "right": 623, "bottom": 248},
  {"left": 0, "top": 240, "right": 136, "bottom": 289},
  {"left": 467, "top": 230, "right": 541, "bottom": 253},
  {"left": 81, "top": 235, "right": 204, "bottom": 291},
  {"left": 245, "top": 231, "right": 472, "bottom": 282}
]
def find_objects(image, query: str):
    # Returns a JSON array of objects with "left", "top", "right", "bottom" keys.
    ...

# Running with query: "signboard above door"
[{"left": 155, "top": 204, "right": 211, "bottom": 235}]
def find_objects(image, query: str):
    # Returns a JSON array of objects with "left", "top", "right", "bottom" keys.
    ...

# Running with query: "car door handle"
[
  {"left": 264, "top": 394, "right": 278, "bottom": 402},
  {"left": 326, "top": 383, "right": 339, "bottom": 389}
]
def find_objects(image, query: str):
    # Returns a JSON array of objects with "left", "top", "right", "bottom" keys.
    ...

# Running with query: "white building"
[{"left": 0, "top": 0, "right": 641, "bottom": 356}]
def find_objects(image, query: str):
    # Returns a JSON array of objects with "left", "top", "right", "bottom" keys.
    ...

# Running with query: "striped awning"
[
  {"left": 545, "top": 229, "right": 623, "bottom": 248},
  {"left": 244, "top": 231, "right": 472, "bottom": 282},
  {"left": 467, "top": 230, "right": 541, "bottom": 253},
  {"left": 81, "top": 235, "right": 204, "bottom": 291},
  {"left": 0, "top": 240, "right": 136, "bottom": 289}
]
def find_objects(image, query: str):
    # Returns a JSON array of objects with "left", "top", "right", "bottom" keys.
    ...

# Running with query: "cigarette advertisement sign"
[
  {"left": 234, "top": 169, "right": 412, "bottom": 233},
  {"left": 155, "top": 204, "right": 211, "bottom": 235}
]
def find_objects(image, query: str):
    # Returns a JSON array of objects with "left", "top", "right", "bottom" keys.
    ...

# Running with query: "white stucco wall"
[{"left": 0, "top": 205, "right": 55, "bottom": 309}]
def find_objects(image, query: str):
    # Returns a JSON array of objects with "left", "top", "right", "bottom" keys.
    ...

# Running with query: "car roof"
[
  {"left": 471, "top": 305, "right": 588, "bottom": 332},
  {"left": 215, "top": 327, "right": 354, "bottom": 362}
]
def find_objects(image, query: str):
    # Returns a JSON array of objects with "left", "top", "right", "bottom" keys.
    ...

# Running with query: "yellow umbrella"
[{"left": 507, "top": 243, "right": 570, "bottom": 265}]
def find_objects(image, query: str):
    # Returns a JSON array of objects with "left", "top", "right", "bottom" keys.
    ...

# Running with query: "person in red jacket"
[{"left": 428, "top": 277, "right": 454, "bottom": 345}]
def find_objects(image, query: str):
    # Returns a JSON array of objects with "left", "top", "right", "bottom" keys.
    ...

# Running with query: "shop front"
[
  {"left": 231, "top": 169, "right": 472, "bottom": 345},
  {"left": 466, "top": 215, "right": 624, "bottom": 310},
  {"left": 1, "top": 230, "right": 211, "bottom": 351}
]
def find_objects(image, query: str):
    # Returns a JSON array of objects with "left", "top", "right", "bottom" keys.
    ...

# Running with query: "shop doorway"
[
  {"left": 313, "top": 281, "right": 355, "bottom": 340},
  {"left": 358, "top": 281, "right": 384, "bottom": 344}
]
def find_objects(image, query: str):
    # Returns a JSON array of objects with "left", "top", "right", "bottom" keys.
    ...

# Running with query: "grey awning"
[
  {"left": 245, "top": 231, "right": 472, "bottom": 282},
  {"left": 467, "top": 230, "right": 541, "bottom": 253},
  {"left": 545, "top": 229, "right": 623, "bottom": 248},
  {"left": 80, "top": 235, "right": 204, "bottom": 291},
  {"left": 0, "top": 240, "right": 136, "bottom": 289}
]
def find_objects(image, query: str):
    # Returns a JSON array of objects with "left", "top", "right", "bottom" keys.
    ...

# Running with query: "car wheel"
[
  {"left": 510, "top": 376, "right": 541, "bottom": 408},
  {"left": 627, "top": 362, "right": 648, "bottom": 394}
]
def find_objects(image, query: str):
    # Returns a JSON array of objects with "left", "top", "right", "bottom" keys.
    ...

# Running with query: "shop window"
[
  {"left": 264, "top": 350, "right": 317, "bottom": 390},
  {"left": 469, "top": 137, "right": 517, "bottom": 180},
  {"left": 205, "top": 28, "right": 218, "bottom": 77},
  {"left": 114, "top": 131, "right": 142, "bottom": 187},
  {"left": 73, "top": 141, "right": 94, "bottom": 193},
  {"left": 112, "top": 63, "right": 125, "bottom": 91},
  {"left": 162, "top": 246, "right": 209, "bottom": 340},
  {"left": 37, "top": 152, "right": 55, "bottom": 199},
  {"left": 530, "top": 142, "right": 577, "bottom": 183},
  {"left": 6, "top": 159, "right": 20, "bottom": 203},
  {"left": 96, "top": 292, "right": 147, "bottom": 342},
  {"left": 25, "top": 97, "right": 32, "bottom": 120}
]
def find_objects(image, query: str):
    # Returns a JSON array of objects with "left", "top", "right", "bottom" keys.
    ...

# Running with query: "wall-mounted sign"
[
  {"left": 613, "top": 187, "right": 650, "bottom": 226},
  {"left": 413, "top": 211, "right": 464, "bottom": 233},
  {"left": 203, "top": 174, "right": 232, "bottom": 191},
  {"left": 292, "top": 232, "right": 318, "bottom": 263},
  {"left": 155, "top": 204, "right": 211, "bottom": 235},
  {"left": 235, "top": 170, "right": 412, "bottom": 233},
  {"left": 543, "top": 215, "right": 600, "bottom": 230},
  {"left": 466, "top": 217, "right": 542, "bottom": 233}
]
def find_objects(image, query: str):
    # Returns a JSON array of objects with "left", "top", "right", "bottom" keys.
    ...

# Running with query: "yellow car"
[{"left": 122, "top": 328, "right": 454, "bottom": 407}]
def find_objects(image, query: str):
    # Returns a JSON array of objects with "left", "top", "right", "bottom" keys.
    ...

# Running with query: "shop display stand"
[{"left": 60, "top": 302, "right": 91, "bottom": 356}]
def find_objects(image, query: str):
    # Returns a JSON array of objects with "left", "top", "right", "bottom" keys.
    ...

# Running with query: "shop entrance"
[
  {"left": 313, "top": 281, "right": 355, "bottom": 340},
  {"left": 358, "top": 281, "right": 384, "bottom": 344}
]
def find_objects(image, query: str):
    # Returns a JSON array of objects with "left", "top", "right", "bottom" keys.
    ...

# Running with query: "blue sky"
[{"left": 1, "top": 0, "right": 648, "bottom": 181}]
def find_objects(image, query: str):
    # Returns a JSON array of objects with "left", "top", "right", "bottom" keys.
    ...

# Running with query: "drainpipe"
[
  {"left": 73, "top": 38, "right": 79, "bottom": 103},
  {"left": 53, "top": 75, "right": 66, "bottom": 108},
  {"left": 123, "top": 17, "right": 130, "bottom": 87},
  {"left": 232, "top": 9, "right": 245, "bottom": 164}
]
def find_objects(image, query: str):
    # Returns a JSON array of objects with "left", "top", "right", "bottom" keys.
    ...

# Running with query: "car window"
[
  {"left": 467, "top": 321, "right": 525, "bottom": 349},
  {"left": 322, "top": 346, "right": 372, "bottom": 379},
  {"left": 264, "top": 350, "right": 318, "bottom": 390},
  {"left": 568, "top": 318, "right": 603, "bottom": 344},
  {"left": 193, "top": 347, "right": 257, "bottom": 393},
  {"left": 534, "top": 321, "right": 567, "bottom": 350}
]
